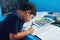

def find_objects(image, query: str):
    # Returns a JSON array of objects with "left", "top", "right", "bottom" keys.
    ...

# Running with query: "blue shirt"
[{"left": 0, "top": 10, "right": 24, "bottom": 40}]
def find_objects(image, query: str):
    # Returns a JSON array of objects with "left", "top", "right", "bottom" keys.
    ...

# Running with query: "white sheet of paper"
[{"left": 32, "top": 24, "right": 60, "bottom": 40}]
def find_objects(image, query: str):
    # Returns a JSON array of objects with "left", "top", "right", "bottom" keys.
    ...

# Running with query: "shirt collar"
[{"left": 12, "top": 10, "right": 21, "bottom": 19}]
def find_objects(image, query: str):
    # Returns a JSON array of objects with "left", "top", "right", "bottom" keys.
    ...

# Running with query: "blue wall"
[
  {"left": 29, "top": 0, "right": 60, "bottom": 12},
  {"left": 0, "top": 6, "right": 2, "bottom": 17},
  {"left": 0, "top": 0, "right": 60, "bottom": 21},
  {"left": 0, "top": 6, "right": 7, "bottom": 22}
]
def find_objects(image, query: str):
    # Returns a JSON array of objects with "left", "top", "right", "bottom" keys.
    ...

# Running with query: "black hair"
[{"left": 18, "top": 2, "right": 36, "bottom": 16}]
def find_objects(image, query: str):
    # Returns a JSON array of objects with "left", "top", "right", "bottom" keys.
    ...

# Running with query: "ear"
[{"left": 25, "top": 10, "right": 31, "bottom": 15}]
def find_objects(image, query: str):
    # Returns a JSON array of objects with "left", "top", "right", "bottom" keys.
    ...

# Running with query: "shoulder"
[{"left": 3, "top": 14, "right": 18, "bottom": 24}]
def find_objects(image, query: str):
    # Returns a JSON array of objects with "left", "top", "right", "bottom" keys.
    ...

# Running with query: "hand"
[{"left": 27, "top": 27, "right": 34, "bottom": 34}]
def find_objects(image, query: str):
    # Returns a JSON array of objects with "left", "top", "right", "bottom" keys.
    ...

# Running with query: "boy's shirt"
[{"left": 0, "top": 10, "right": 24, "bottom": 40}]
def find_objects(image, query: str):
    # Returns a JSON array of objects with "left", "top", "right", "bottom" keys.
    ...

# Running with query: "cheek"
[
  {"left": 23, "top": 15, "right": 33, "bottom": 22},
  {"left": 28, "top": 16, "right": 32, "bottom": 20},
  {"left": 28, "top": 18, "right": 31, "bottom": 21},
  {"left": 26, "top": 16, "right": 31, "bottom": 21},
  {"left": 26, "top": 17, "right": 30, "bottom": 21},
  {"left": 23, "top": 16, "right": 30, "bottom": 22}
]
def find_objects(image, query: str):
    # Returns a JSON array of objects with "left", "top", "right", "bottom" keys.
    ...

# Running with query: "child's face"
[{"left": 23, "top": 10, "right": 35, "bottom": 22}]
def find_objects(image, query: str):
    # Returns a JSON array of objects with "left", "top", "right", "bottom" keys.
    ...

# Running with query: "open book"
[{"left": 33, "top": 16, "right": 55, "bottom": 28}]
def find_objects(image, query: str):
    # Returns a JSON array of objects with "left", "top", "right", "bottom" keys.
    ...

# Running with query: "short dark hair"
[{"left": 19, "top": 2, "right": 36, "bottom": 16}]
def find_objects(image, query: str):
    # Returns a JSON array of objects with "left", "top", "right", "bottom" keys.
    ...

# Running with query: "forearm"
[
  {"left": 16, "top": 30, "right": 30, "bottom": 39},
  {"left": 10, "top": 30, "right": 30, "bottom": 40},
  {"left": 10, "top": 27, "right": 34, "bottom": 40}
]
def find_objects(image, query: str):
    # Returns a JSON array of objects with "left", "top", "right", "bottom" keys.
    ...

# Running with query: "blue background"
[
  {"left": 0, "top": 0, "right": 60, "bottom": 21},
  {"left": 29, "top": 0, "right": 60, "bottom": 12}
]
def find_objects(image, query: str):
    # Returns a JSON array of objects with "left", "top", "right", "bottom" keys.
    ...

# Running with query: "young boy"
[{"left": 1, "top": 2, "right": 36, "bottom": 40}]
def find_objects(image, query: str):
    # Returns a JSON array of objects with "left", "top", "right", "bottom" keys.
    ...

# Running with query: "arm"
[{"left": 9, "top": 27, "right": 34, "bottom": 40}]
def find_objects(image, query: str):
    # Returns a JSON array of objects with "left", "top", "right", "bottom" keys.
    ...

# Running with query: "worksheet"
[{"left": 32, "top": 24, "right": 60, "bottom": 40}]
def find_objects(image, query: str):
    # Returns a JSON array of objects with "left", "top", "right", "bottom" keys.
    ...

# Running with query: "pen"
[{"left": 31, "top": 22, "right": 34, "bottom": 27}]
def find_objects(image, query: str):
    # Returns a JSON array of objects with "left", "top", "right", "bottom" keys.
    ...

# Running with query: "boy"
[{"left": 1, "top": 2, "right": 36, "bottom": 40}]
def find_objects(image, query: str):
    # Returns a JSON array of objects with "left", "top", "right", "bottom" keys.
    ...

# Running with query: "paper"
[{"left": 32, "top": 24, "right": 60, "bottom": 40}]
